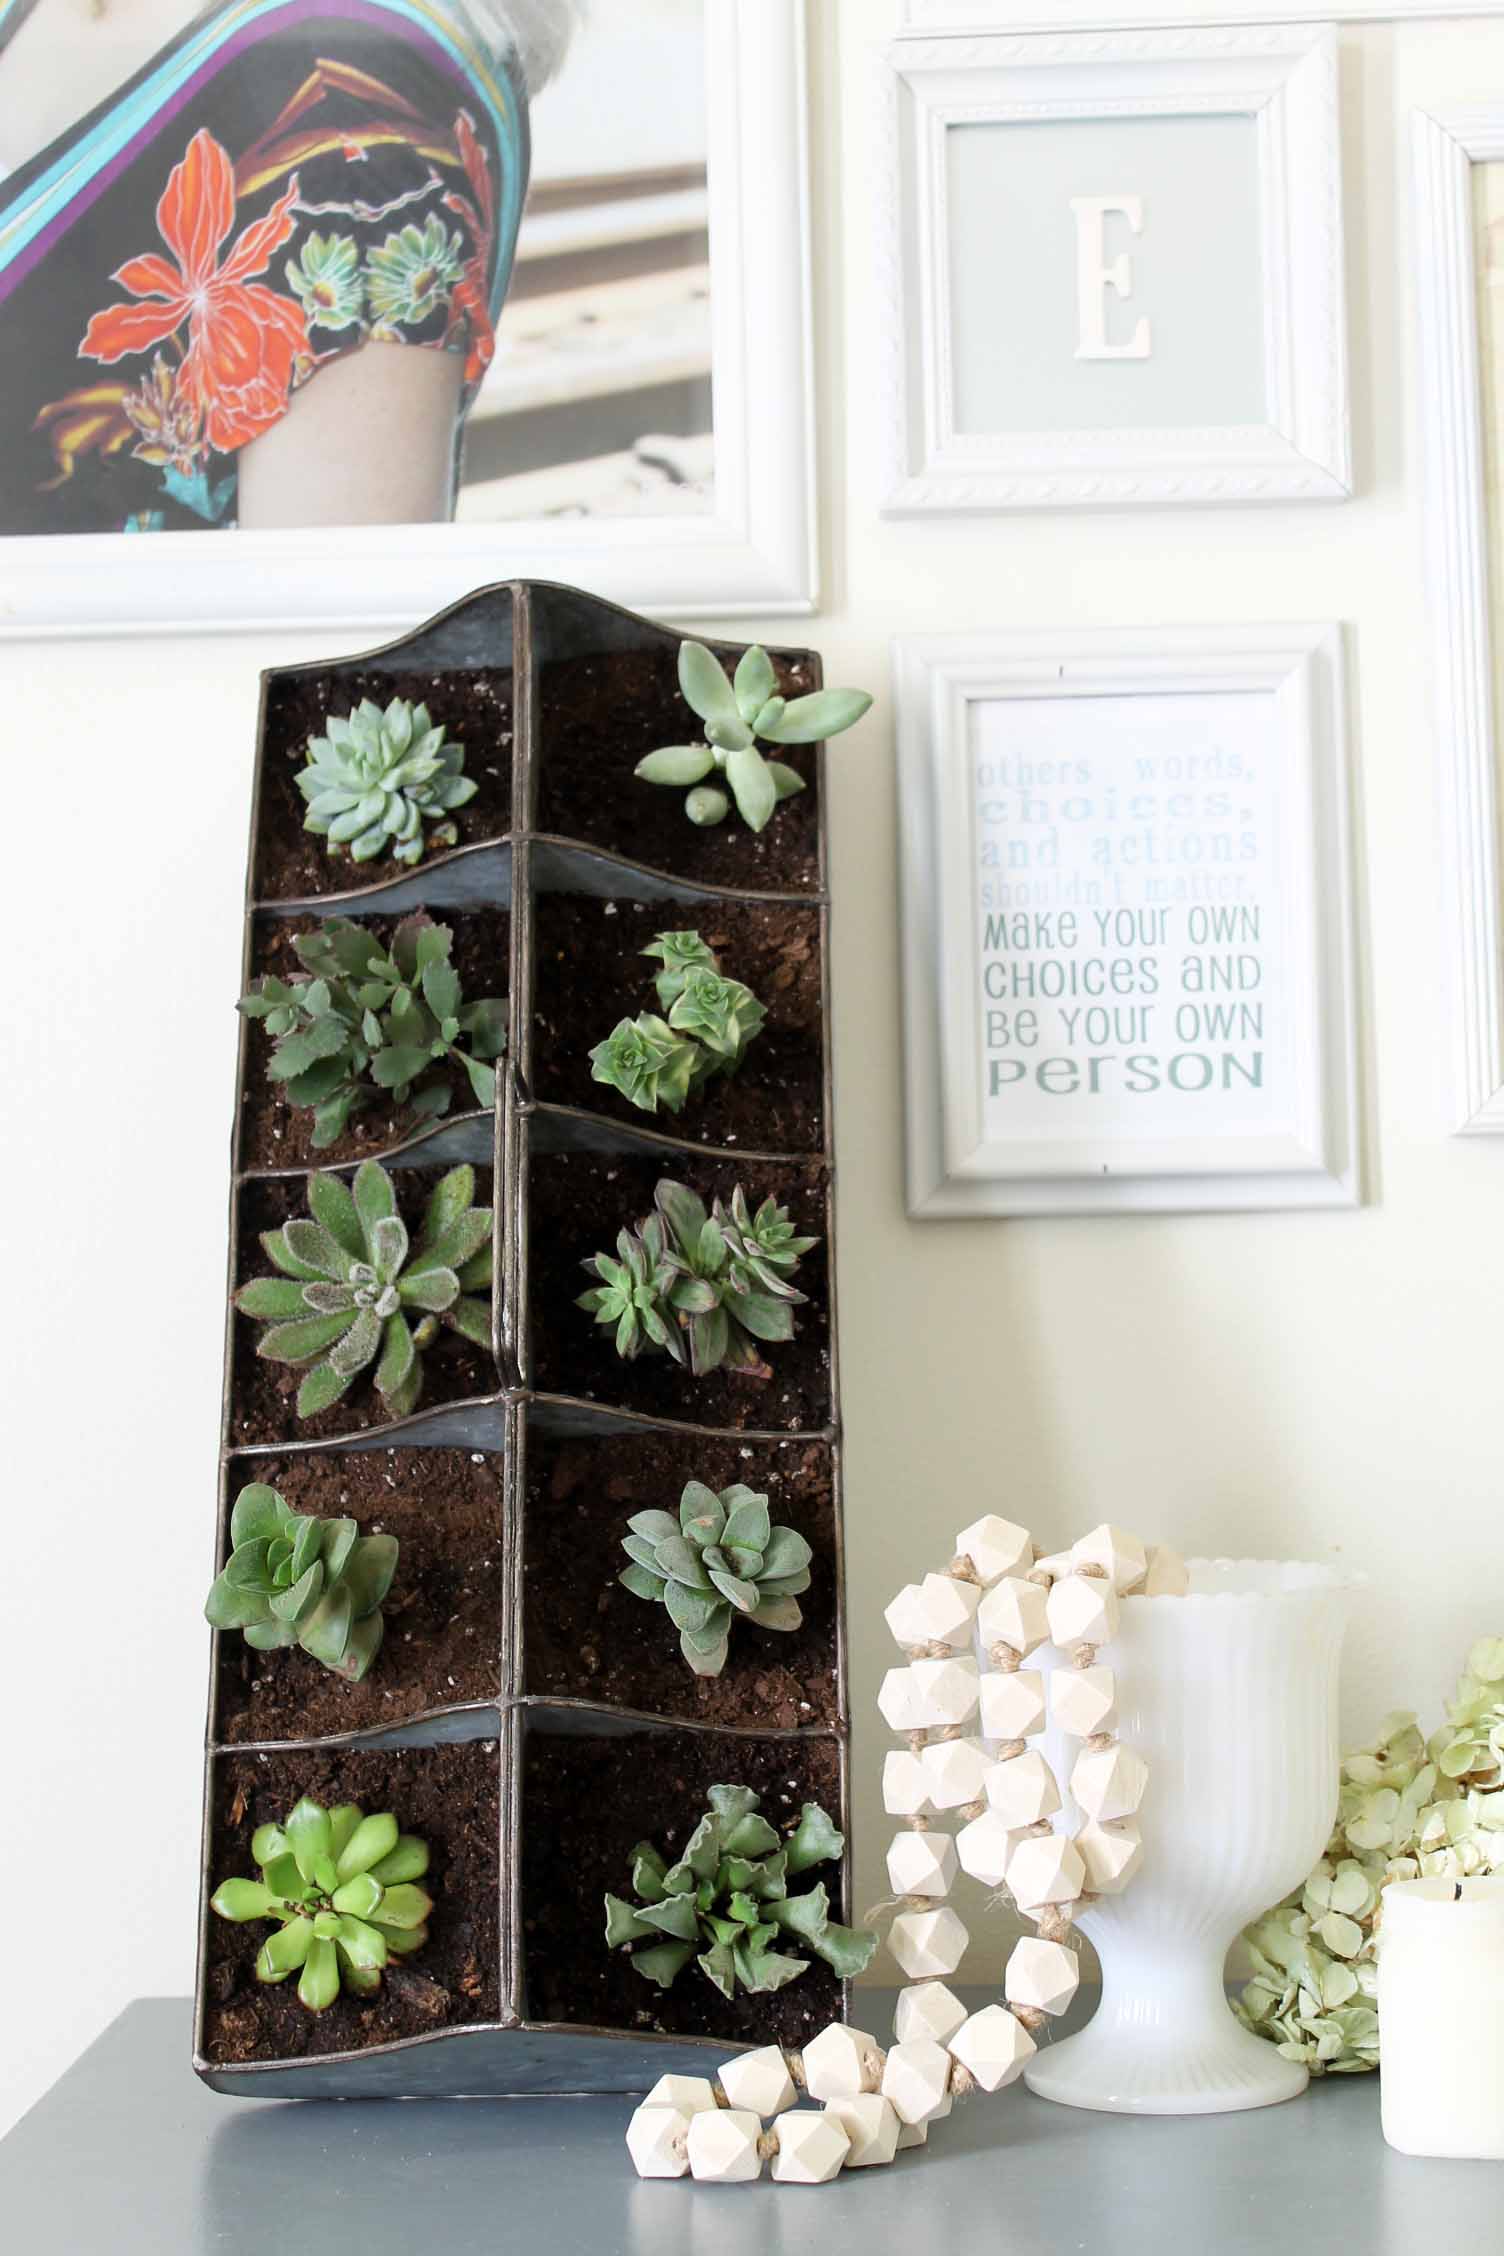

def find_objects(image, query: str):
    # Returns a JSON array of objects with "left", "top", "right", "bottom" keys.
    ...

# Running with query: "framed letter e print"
[
  {"left": 878, "top": 24, "right": 1351, "bottom": 512},
  {"left": 896, "top": 626, "right": 1360, "bottom": 1217}
]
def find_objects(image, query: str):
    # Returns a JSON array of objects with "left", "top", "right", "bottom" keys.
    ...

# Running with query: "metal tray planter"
[{"left": 196, "top": 582, "right": 849, "bottom": 2099}]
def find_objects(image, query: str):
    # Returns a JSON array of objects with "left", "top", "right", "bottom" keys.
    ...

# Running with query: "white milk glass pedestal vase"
[{"left": 1023, "top": 1559, "right": 1354, "bottom": 2116}]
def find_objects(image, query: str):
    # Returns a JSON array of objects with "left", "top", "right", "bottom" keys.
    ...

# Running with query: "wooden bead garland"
[{"left": 624, "top": 1519, "right": 1187, "bottom": 2184}]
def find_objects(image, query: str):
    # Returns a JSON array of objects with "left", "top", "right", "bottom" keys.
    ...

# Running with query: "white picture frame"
[
  {"left": 877, "top": 23, "right": 1351, "bottom": 515},
  {"left": 0, "top": 0, "right": 815, "bottom": 639},
  {"left": 899, "top": 3, "right": 1502, "bottom": 26},
  {"left": 896, "top": 624, "right": 1360, "bottom": 1218},
  {"left": 1413, "top": 104, "right": 1504, "bottom": 1136}
]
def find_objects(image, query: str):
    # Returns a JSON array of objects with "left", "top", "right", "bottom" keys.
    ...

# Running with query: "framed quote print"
[
  {"left": 895, "top": 625, "right": 1360, "bottom": 1218},
  {"left": 877, "top": 23, "right": 1351, "bottom": 513}
]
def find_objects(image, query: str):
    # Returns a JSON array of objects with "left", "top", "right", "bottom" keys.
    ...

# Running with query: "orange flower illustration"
[
  {"left": 442, "top": 109, "right": 496, "bottom": 385},
  {"left": 81, "top": 129, "right": 310, "bottom": 453}
]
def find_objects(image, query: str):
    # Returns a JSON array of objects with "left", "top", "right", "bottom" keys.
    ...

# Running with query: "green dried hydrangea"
[{"left": 1236, "top": 1640, "right": 1504, "bottom": 2074}]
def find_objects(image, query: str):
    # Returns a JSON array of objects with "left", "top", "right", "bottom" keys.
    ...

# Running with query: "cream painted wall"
[{"left": 5, "top": 1, "right": 1504, "bottom": 2138}]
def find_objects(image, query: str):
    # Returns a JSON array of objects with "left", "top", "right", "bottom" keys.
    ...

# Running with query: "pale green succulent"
[
  {"left": 635, "top": 642, "right": 871, "bottom": 833},
  {"left": 587, "top": 931, "right": 766, "bottom": 1117},
  {"left": 204, "top": 1482, "right": 398, "bottom": 1683},
  {"left": 619, "top": 1480, "right": 813, "bottom": 1676},
  {"left": 296, "top": 698, "right": 477, "bottom": 866}
]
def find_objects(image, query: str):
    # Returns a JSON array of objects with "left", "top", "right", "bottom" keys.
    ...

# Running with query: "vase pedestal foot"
[{"left": 1023, "top": 2004, "right": 1309, "bottom": 2116}]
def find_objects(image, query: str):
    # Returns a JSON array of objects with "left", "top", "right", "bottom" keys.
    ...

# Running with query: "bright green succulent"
[
  {"left": 204, "top": 1482, "right": 398, "bottom": 1683},
  {"left": 603, "top": 1784, "right": 873, "bottom": 1999},
  {"left": 619, "top": 1480, "right": 812, "bottom": 1676},
  {"left": 577, "top": 1177, "right": 813, "bottom": 1379},
  {"left": 239, "top": 914, "right": 507, "bottom": 1148},
  {"left": 642, "top": 931, "right": 719, "bottom": 1006},
  {"left": 588, "top": 931, "right": 765, "bottom": 1117},
  {"left": 635, "top": 642, "right": 871, "bottom": 832},
  {"left": 211, "top": 1796, "right": 433, "bottom": 2011},
  {"left": 234, "top": 1159, "right": 493, "bottom": 1421},
  {"left": 588, "top": 1015, "right": 697, "bottom": 1116},
  {"left": 296, "top": 697, "right": 477, "bottom": 866}
]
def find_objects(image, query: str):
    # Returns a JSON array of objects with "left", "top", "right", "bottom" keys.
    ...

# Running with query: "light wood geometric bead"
[
  {"left": 953, "top": 1514, "right": 1032, "bottom": 1586},
  {"left": 955, "top": 1808, "right": 1017, "bottom": 1889},
  {"left": 1071, "top": 1523, "right": 1148, "bottom": 1596},
  {"left": 886, "top": 1827, "right": 957, "bottom": 1899},
  {"left": 717, "top": 2044, "right": 797, "bottom": 2117},
  {"left": 687, "top": 2107, "right": 763, "bottom": 2183},
  {"left": 1031, "top": 1548, "right": 1075, "bottom": 1582},
  {"left": 881, "top": 2038, "right": 955, "bottom": 2127},
  {"left": 888, "top": 1906, "right": 969, "bottom": 1979},
  {"left": 947, "top": 2003, "right": 1037, "bottom": 2093},
  {"left": 1004, "top": 1935, "right": 1080, "bottom": 2017},
  {"left": 643, "top": 2072, "right": 719, "bottom": 2115},
  {"left": 771, "top": 2110, "right": 851, "bottom": 2184},
  {"left": 909, "top": 1655, "right": 980, "bottom": 1727},
  {"left": 883, "top": 1583, "right": 932, "bottom": 1649},
  {"left": 1143, "top": 1543, "right": 1190, "bottom": 1596},
  {"left": 625, "top": 2103, "right": 693, "bottom": 2178},
  {"left": 882, "top": 1747, "right": 933, "bottom": 1817},
  {"left": 980, "top": 1668, "right": 1046, "bottom": 1742},
  {"left": 1007, "top": 1829, "right": 1086, "bottom": 1912},
  {"left": 913, "top": 1570, "right": 983, "bottom": 1645},
  {"left": 1045, "top": 1573, "right": 1120, "bottom": 1653},
  {"left": 977, "top": 1575, "right": 1049, "bottom": 1656},
  {"left": 984, "top": 1748, "right": 1061, "bottom": 1829},
  {"left": 1048, "top": 1663, "right": 1116, "bottom": 1739},
  {"left": 919, "top": 1734, "right": 993, "bottom": 1811},
  {"left": 1070, "top": 1742, "right": 1149, "bottom": 1823},
  {"left": 1076, "top": 1818, "right": 1144, "bottom": 1894},
  {"left": 897, "top": 2117, "right": 929, "bottom": 2149},
  {"left": 893, "top": 1979, "right": 968, "bottom": 2048},
  {"left": 823, "top": 2094, "right": 900, "bottom": 2168},
  {"left": 877, "top": 1664, "right": 927, "bottom": 1733},
  {"left": 801, "top": 2022, "right": 883, "bottom": 2101}
]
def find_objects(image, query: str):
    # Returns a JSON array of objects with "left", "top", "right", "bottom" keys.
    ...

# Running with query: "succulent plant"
[
  {"left": 588, "top": 931, "right": 765, "bottom": 1117},
  {"left": 619, "top": 1480, "right": 812, "bottom": 1676},
  {"left": 234, "top": 1159, "right": 493, "bottom": 1421},
  {"left": 204, "top": 1482, "right": 398, "bottom": 1683},
  {"left": 603, "top": 1784, "right": 873, "bottom": 1998},
  {"left": 296, "top": 697, "right": 477, "bottom": 865},
  {"left": 239, "top": 914, "right": 507, "bottom": 1148},
  {"left": 211, "top": 1795, "right": 432, "bottom": 2011},
  {"left": 635, "top": 642, "right": 871, "bottom": 832},
  {"left": 577, "top": 1177, "right": 813, "bottom": 1379}
]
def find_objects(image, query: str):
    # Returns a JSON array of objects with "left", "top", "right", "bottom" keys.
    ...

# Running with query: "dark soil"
[
  {"left": 527, "top": 1149, "right": 831, "bottom": 1431},
  {"left": 523, "top": 1430, "right": 837, "bottom": 1729},
  {"left": 530, "top": 894, "right": 824, "bottom": 1151},
  {"left": 215, "top": 1449, "right": 506, "bottom": 1744},
  {"left": 535, "top": 648, "right": 823, "bottom": 893},
  {"left": 520, "top": 1726, "right": 845, "bottom": 2047},
  {"left": 254, "top": 665, "right": 514, "bottom": 902},
  {"left": 239, "top": 908, "right": 512, "bottom": 1172},
  {"left": 229, "top": 1164, "right": 498, "bottom": 1445},
  {"left": 203, "top": 1740, "right": 501, "bottom": 2063}
]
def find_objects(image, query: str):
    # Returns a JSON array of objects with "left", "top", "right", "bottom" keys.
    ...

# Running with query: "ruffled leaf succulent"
[
  {"left": 603, "top": 1784, "right": 873, "bottom": 1998},
  {"left": 211, "top": 1796, "right": 432, "bottom": 2011},
  {"left": 635, "top": 642, "right": 871, "bottom": 832},
  {"left": 239, "top": 913, "right": 506, "bottom": 1147},
  {"left": 234, "top": 1159, "right": 493, "bottom": 1421},
  {"left": 588, "top": 931, "right": 765, "bottom": 1117},
  {"left": 619, "top": 1480, "right": 813, "bottom": 1676},
  {"left": 577, "top": 1177, "right": 812, "bottom": 1379},
  {"left": 296, "top": 697, "right": 477, "bottom": 866},
  {"left": 204, "top": 1482, "right": 398, "bottom": 1683}
]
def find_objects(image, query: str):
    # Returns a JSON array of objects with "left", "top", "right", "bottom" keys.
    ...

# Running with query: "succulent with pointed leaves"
[
  {"left": 296, "top": 697, "right": 477, "bottom": 865},
  {"left": 588, "top": 931, "right": 766, "bottom": 1117},
  {"left": 635, "top": 643, "right": 872, "bottom": 833},
  {"left": 204, "top": 1482, "right": 398, "bottom": 1682},
  {"left": 211, "top": 1796, "right": 433, "bottom": 2011},
  {"left": 603, "top": 1784, "right": 873, "bottom": 1999},
  {"left": 577, "top": 1177, "right": 812, "bottom": 1379},
  {"left": 234, "top": 1160, "right": 493, "bottom": 1421},
  {"left": 619, "top": 1480, "right": 812, "bottom": 1676},
  {"left": 239, "top": 914, "right": 507, "bottom": 1148}
]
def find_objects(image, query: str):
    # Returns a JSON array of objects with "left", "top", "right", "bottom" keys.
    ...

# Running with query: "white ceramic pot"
[{"left": 1021, "top": 1558, "right": 1354, "bottom": 2116}]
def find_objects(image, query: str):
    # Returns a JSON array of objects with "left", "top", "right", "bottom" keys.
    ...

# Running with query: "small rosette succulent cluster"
[
  {"left": 604, "top": 1784, "right": 874, "bottom": 1999},
  {"left": 296, "top": 697, "right": 477, "bottom": 865},
  {"left": 578, "top": 1178, "right": 815, "bottom": 1379},
  {"left": 204, "top": 1482, "right": 398, "bottom": 1683},
  {"left": 635, "top": 642, "right": 871, "bottom": 832},
  {"left": 619, "top": 1480, "right": 812, "bottom": 1676},
  {"left": 211, "top": 1796, "right": 432, "bottom": 2011},
  {"left": 589, "top": 931, "right": 765, "bottom": 1118}
]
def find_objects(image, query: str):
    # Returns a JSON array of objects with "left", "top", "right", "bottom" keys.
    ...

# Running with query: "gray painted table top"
[{"left": 2, "top": 1998, "right": 1496, "bottom": 2253}]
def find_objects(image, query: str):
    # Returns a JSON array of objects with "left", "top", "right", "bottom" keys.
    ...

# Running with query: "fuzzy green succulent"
[
  {"left": 577, "top": 1177, "right": 814, "bottom": 1379},
  {"left": 588, "top": 931, "right": 765, "bottom": 1117},
  {"left": 619, "top": 1480, "right": 812, "bottom": 1676},
  {"left": 635, "top": 642, "right": 871, "bottom": 832},
  {"left": 204, "top": 1482, "right": 398, "bottom": 1683},
  {"left": 297, "top": 697, "right": 477, "bottom": 865},
  {"left": 604, "top": 1784, "right": 873, "bottom": 1998},
  {"left": 239, "top": 914, "right": 507, "bottom": 1148},
  {"left": 211, "top": 1796, "right": 432, "bottom": 2011},
  {"left": 1236, "top": 1641, "right": 1504, "bottom": 2074},
  {"left": 234, "top": 1159, "right": 493, "bottom": 1421}
]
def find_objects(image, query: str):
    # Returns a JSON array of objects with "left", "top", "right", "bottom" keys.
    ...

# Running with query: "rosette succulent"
[
  {"left": 588, "top": 930, "right": 765, "bottom": 1117},
  {"left": 603, "top": 1784, "right": 873, "bottom": 1998},
  {"left": 619, "top": 1480, "right": 813, "bottom": 1676},
  {"left": 577, "top": 1177, "right": 813, "bottom": 1379},
  {"left": 211, "top": 1796, "right": 432, "bottom": 2011},
  {"left": 635, "top": 642, "right": 872, "bottom": 832},
  {"left": 204, "top": 1482, "right": 398, "bottom": 1683},
  {"left": 239, "top": 913, "right": 506, "bottom": 1147},
  {"left": 296, "top": 697, "right": 477, "bottom": 866},
  {"left": 234, "top": 1159, "right": 493, "bottom": 1420}
]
